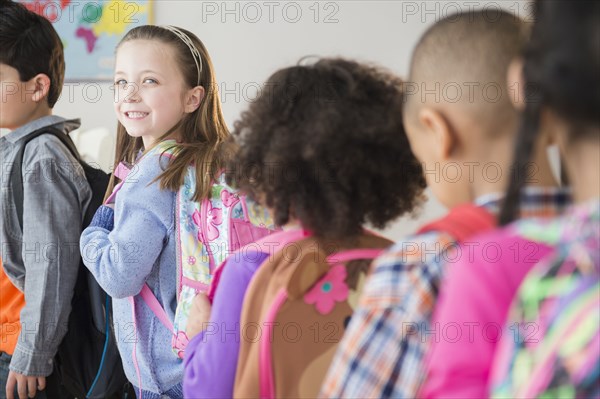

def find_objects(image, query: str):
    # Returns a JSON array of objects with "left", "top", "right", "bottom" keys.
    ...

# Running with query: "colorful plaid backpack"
[
  {"left": 115, "top": 141, "right": 277, "bottom": 358},
  {"left": 491, "top": 201, "right": 600, "bottom": 399}
]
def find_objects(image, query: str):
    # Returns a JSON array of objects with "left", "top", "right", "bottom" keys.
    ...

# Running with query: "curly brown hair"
[{"left": 227, "top": 58, "right": 426, "bottom": 239}]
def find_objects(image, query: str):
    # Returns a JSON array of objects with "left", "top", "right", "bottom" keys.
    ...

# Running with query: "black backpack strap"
[{"left": 10, "top": 126, "right": 82, "bottom": 231}]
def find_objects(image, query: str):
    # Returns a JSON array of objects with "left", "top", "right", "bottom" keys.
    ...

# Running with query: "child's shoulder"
[
  {"left": 130, "top": 144, "right": 174, "bottom": 179},
  {"left": 117, "top": 149, "right": 175, "bottom": 205},
  {"left": 23, "top": 133, "right": 73, "bottom": 162},
  {"left": 8, "top": 117, "right": 78, "bottom": 162},
  {"left": 381, "top": 229, "right": 456, "bottom": 266}
]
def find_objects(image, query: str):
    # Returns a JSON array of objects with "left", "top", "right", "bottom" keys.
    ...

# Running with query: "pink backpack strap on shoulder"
[
  {"left": 327, "top": 248, "right": 385, "bottom": 264},
  {"left": 207, "top": 229, "right": 308, "bottom": 303},
  {"left": 104, "top": 162, "right": 132, "bottom": 204},
  {"left": 417, "top": 203, "right": 497, "bottom": 243}
]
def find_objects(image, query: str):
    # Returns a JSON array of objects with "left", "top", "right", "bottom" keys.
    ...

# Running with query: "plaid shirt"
[{"left": 320, "top": 187, "right": 571, "bottom": 399}]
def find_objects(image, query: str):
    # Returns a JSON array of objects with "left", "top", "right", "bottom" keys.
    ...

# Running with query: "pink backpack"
[{"left": 111, "top": 141, "right": 277, "bottom": 360}]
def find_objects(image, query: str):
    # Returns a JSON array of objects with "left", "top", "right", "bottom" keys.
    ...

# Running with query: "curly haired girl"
[{"left": 183, "top": 57, "right": 425, "bottom": 398}]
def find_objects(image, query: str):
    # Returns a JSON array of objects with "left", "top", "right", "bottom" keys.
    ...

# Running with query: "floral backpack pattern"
[
  {"left": 137, "top": 141, "right": 278, "bottom": 358},
  {"left": 232, "top": 229, "right": 393, "bottom": 398}
]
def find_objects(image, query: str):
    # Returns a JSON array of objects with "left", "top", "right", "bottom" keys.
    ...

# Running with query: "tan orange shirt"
[{"left": 0, "top": 259, "right": 25, "bottom": 355}]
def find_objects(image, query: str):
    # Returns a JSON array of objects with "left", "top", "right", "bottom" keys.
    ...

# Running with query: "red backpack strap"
[{"left": 417, "top": 203, "right": 496, "bottom": 242}]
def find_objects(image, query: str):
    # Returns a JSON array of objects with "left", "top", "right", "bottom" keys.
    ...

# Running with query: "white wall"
[{"left": 50, "top": 0, "right": 533, "bottom": 241}]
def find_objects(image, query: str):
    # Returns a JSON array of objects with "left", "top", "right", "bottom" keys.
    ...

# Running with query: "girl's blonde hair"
[{"left": 106, "top": 25, "right": 231, "bottom": 202}]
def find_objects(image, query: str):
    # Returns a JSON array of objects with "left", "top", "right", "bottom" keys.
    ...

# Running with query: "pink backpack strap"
[
  {"left": 199, "top": 198, "right": 217, "bottom": 271},
  {"left": 139, "top": 284, "right": 174, "bottom": 333},
  {"left": 105, "top": 162, "right": 132, "bottom": 204},
  {"left": 249, "top": 228, "right": 310, "bottom": 251},
  {"left": 260, "top": 288, "right": 288, "bottom": 399},
  {"left": 207, "top": 229, "right": 309, "bottom": 303},
  {"left": 206, "top": 262, "right": 228, "bottom": 304},
  {"left": 259, "top": 246, "right": 383, "bottom": 398},
  {"left": 327, "top": 248, "right": 385, "bottom": 264},
  {"left": 137, "top": 284, "right": 190, "bottom": 356},
  {"left": 114, "top": 162, "right": 131, "bottom": 180},
  {"left": 128, "top": 297, "right": 143, "bottom": 399}
]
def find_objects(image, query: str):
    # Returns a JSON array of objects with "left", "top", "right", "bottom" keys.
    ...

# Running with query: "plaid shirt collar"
[{"left": 476, "top": 186, "right": 571, "bottom": 218}]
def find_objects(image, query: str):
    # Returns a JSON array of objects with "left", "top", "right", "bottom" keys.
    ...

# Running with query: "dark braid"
[
  {"left": 499, "top": 101, "right": 542, "bottom": 224},
  {"left": 500, "top": 0, "right": 600, "bottom": 225}
]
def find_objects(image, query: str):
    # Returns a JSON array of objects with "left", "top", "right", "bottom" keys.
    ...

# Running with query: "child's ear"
[
  {"left": 507, "top": 58, "right": 525, "bottom": 111},
  {"left": 185, "top": 85, "right": 205, "bottom": 113},
  {"left": 30, "top": 74, "right": 51, "bottom": 103},
  {"left": 417, "top": 107, "right": 455, "bottom": 160}
]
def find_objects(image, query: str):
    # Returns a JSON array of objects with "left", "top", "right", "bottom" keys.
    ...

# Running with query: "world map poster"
[{"left": 17, "top": 0, "right": 153, "bottom": 81}]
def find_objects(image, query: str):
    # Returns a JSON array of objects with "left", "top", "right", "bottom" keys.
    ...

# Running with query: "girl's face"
[{"left": 113, "top": 39, "right": 194, "bottom": 147}]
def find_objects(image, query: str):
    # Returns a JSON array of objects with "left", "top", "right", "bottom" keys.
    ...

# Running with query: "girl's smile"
[{"left": 113, "top": 39, "right": 195, "bottom": 148}]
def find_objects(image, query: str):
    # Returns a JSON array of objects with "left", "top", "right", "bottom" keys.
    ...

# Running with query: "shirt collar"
[
  {"left": 475, "top": 186, "right": 572, "bottom": 216},
  {"left": 4, "top": 116, "right": 81, "bottom": 143}
]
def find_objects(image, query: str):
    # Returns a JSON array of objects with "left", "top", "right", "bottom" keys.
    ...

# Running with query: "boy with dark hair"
[{"left": 0, "top": 1, "right": 91, "bottom": 398}]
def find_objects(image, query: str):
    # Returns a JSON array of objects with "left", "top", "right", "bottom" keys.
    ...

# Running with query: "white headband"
[{"left": 161, "top": 25, "right": 202, "bottom": 86}]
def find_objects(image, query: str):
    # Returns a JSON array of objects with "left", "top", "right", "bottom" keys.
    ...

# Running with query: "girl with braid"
[{"left": 422, "top": 2, "right": 599, "bottom": 398}]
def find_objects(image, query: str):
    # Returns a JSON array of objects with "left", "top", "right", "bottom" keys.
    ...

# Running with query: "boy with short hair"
[
  {"left": 320, "top": 10, "right": 571, "bottom": 398},
  {"left": 0, "top": 2, "right": 91, "bottom": 398}
]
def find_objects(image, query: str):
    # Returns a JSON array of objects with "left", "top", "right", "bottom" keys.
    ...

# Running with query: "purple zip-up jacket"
[{"left": 183, "top": 251, "right": 269, "bottom": 398}]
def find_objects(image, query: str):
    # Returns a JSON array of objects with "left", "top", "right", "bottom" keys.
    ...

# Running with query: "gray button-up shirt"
[{"left": 1, "top": 115, "right": 92, "bottom": 375}]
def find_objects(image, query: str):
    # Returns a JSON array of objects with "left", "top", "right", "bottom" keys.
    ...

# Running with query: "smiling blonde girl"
[{"left": 79, "top": 25, "right": 258, "bottom": 399}]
